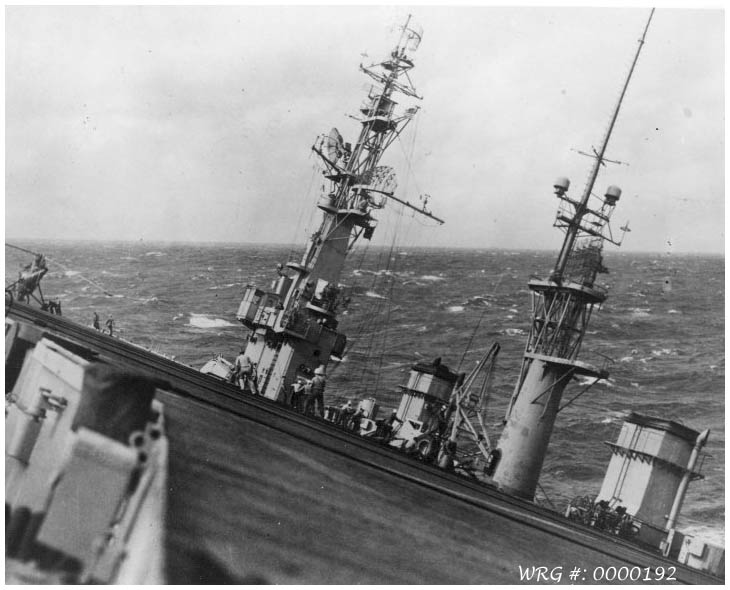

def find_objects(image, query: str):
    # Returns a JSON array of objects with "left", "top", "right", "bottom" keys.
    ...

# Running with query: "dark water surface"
[{"left": 5, "top": 240, "right": 724, "bottom": 544}]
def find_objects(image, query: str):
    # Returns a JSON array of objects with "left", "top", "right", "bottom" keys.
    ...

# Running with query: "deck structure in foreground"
[{"left": 5, "top": 303, "right": 722, "bottom": 584}]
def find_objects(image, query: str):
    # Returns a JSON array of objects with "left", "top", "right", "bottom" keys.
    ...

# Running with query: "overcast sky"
[{"left": 5, "top": 5, "right": 724, "bottom": 253}]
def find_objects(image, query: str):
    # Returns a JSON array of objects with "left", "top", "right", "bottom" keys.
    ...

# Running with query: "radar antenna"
[
  {"left": 323, "top": 128, "right": 346, "bottom": 165},
  {"left": 551, "top": 8, "right": 654, "bottom": 283}
]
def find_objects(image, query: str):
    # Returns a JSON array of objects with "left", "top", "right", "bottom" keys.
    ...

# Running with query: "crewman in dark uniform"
[
  {"left": 290, "top": 378, "right": 306, "bottom": 411},
  {"left": 383, "top": 409, "right": 403, "bottom": 440},
  {"left": 304, "top": 365, "right": 326, "bottom": 418}
]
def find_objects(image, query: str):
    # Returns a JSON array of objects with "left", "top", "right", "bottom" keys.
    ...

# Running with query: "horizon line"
[{"left": 4, "top": 236, "right": 724, "bottom": 257}]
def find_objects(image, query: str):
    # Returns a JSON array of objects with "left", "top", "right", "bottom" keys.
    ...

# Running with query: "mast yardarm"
[{"left": 551, "top": 8, "right": 654, "bottom": 284}]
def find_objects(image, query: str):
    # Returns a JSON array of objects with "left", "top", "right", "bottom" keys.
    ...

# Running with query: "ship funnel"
[
  {"left": 553, "top": 177, "right": 570, "bottom": 195},
  {"left": 604, "top": 185, "right": 622, "bottom": 206}
]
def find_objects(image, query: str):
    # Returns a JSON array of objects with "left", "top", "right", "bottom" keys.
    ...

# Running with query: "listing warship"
[{"left": 5, "top": 12, "right": 724, "bottom": 584}]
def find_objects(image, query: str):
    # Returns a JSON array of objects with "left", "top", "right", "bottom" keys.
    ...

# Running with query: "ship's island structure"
[{"left": 5, "top": 12, "right": 724, "bottom": 584}]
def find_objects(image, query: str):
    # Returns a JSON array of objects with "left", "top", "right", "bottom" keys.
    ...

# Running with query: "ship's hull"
[{"left": 5, "top": 303, "right": 721, "bottom": 584}]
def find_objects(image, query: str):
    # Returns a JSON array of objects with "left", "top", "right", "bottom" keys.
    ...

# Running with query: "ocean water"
[{"left": 5, "top": 240, "right": 724, "bottom": 544}]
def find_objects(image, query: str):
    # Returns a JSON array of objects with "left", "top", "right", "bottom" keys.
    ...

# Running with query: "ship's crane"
[
  {"left": 438, "top": 343, "right": 500, "bottom": 473},
  {"left": 5, "top": 243, "right": 61, "bottom": 314},
  {"left": 490, "top": 9, "right": 655, "bottom": 500}
]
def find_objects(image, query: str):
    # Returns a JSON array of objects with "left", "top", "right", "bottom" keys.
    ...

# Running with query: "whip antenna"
[{"left": 551, "top": 8, "right": 655, "bottom": 283}]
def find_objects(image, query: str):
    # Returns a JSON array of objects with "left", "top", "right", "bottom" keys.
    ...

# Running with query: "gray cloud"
[{"left": 5, "top": 6, "right": 724, "bottom": 253}]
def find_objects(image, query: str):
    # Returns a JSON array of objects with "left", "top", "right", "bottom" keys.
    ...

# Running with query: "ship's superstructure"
[
  {"left": 4, "top": 10, "right": 723, "bottom": 585},
  {"left": 490, "top": 10, "right": 655, "bottom": 499},
  {"left": 229, "top": 16, "right": 441, "bottom": 402}
]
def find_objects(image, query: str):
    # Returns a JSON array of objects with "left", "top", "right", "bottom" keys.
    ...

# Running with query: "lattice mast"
[
  {"left": 491, "top": 10, "right": 654, "bottom": 500},
  {"left": 235, "top": 16, "right": 441, "bottom": 401}
]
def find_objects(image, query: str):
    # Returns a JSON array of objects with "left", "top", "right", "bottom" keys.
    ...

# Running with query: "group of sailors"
[
  {"left": 566, "top": 497, "right": 637, "bottom": 539},
  {"left": 231, "top": 350, "right": 327, "bottom": 410},
  {"left": 289, "top": 366, "right": 327, "bottom": 417},
  {"left": 326, "top": 403, "right": 405, "bottom": 441},
  {"left": 229, "top": 350, "right": 408, "bottom": 441},
  {"left": 92, "top": 312, "right": 116, "bottom": 336}
]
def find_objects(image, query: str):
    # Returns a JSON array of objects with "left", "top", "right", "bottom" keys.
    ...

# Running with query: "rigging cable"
[
  {"left": 288, "top": 155, "right": 322, "bottom": 264},
  {"left": 370, "top": 118, "right": 421, "bottom": 393},
  {"left": 456, "top": 271, "right": 506, "bottom": 372},
  {"left": 372, "top": 211, "right": 406, "bottom": 394}
]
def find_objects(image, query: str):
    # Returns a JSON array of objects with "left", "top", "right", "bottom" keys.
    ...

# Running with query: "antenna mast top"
[{"left": 550, "top": 8, "right": 655, "bottom": 285}]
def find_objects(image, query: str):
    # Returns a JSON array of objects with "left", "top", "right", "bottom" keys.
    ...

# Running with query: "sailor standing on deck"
[
  {"left": 383, "top": 409, "right": 403, "bottom": 441},
  {"left": 105, "top": 316, "right": 115, "bottom": 337},
  {"left": 290, "top": 378, "right": 306, "bottom": 411},
  {"left": 304, "top": 365, "right": 326, "bottom": 418},
  {"left": 234, "top": 350, "right": 258, "bottom": 394},
  {"left": 92, "top": 312, "right": 101, "bottom": 330}
]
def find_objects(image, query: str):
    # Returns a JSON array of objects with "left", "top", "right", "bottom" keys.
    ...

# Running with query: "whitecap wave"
[
  {"left": 500, "top": 328, "right": 525, "bottom": 336},
  {"left": 447, "top": 305, "right": 464, "bottom": 313},
  {"left": 64, "top": 270, "right": 81, "bottom": 277},
  {"left": 420, "top": 275, "right": 445, "bottom": 281},
  {"left": 630, "top": 308, "right": 651, "bottom": 318},
  {"left": 145, "top": 251, "right": 167, "bottom": 257},
  {"left": 651, "top": 348, "right": 676, "bottom": 357},
  {"left": 668, "top": 309, "right": 682, "bottom": 314},
  {"left": 463, "top": 296, "right": 490, "bottom": 307},
  {"left": 600, "top": 410, "right": 625, "bottom": 424},
  {"left": 365, "top": 291, "right": 387, "bottom": 300},
  {"left": 187, "top": 313, "right": 237, "bottom": 328}
]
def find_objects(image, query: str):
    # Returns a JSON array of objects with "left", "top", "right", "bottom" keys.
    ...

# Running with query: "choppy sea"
[{"left": 5, "top": 240, "right": 724, "bottom": 545}]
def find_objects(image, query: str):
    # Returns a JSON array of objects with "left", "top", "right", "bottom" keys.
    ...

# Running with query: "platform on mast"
[{"left": 522, "top": 351, "right": 608, "bottom": 379}]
